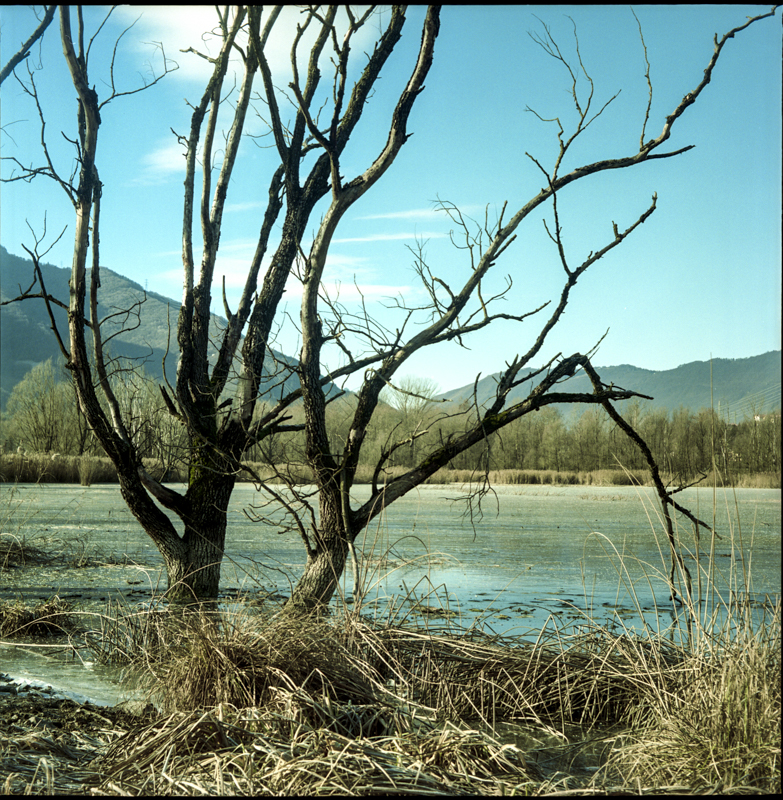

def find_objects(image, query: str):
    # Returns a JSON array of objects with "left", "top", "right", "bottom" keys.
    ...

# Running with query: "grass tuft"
[
  {"left": 134, "top": 608, "right": 384, "bottom": 714},
  {"left": 0, "top": 596, "right": 77, "bottom": 637},
  {"left": 597, "top": 599, "right": 781, "bottom": 793}
]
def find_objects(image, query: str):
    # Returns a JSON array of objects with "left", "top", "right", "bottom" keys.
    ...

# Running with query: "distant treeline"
[
  {"left": 308, "top": 396, "right": 780, "bottom": 484},
  {"left": 0, "top": 359, "right": 779, "bottom": 485}
]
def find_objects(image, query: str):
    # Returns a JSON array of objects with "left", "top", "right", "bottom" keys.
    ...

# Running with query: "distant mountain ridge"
[
  {"left": 438, "top": 352, "right": 781, "bottom": 421},
  {"left": 2, "top": 245, "right": 780, "bottom": 419},
  {"left": 0, "top": 245, "right": 305, "bottom": 410}
]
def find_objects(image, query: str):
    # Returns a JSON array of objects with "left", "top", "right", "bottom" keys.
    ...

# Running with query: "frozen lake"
[
  {"left": 2, "top": 481, "right": 779, "bottom": 626},
  {"left": 1, "top": 481, "right": 779, "bottom": 704}
]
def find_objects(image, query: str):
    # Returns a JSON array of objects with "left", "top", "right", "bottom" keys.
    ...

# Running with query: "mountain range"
[
  {"left": 438, "top": 352, "right": 781, "bottom": 422},
  {"left": 1, "top": 245, "right": 780, "bottom": 419},
  {"left": 0, "top": 245, "right": 302, "bottom": 411}
]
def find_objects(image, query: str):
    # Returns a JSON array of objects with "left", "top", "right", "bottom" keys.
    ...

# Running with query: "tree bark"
[
  {"left": 288, "top": 542, "right": 349, "bottom": 613},
  {"left": 165, "top": 479, "right": 234, "bottom": 605}
]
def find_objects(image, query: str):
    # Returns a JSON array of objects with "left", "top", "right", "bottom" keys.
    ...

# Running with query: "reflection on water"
[
  {"left": 1, "top": 482, "right": 780, "bottom": 698},
  {"left": 346, "top": 484, "right": 780, "bottom": 638}
]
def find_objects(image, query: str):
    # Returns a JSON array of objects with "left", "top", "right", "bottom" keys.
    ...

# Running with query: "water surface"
[
  {"left": 2, "top": 481, "right": 779, "bottom": 634},
  {"left": 2, "top": 481, "right": 779, "bottom": 701}
]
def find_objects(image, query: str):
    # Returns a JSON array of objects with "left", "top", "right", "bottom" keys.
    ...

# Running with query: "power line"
[{"left": 717, "top": 381, "right": 781, "bottom": 422}]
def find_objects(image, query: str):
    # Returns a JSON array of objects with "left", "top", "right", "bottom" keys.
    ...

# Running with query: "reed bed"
[
  {"left": 92, "top": 600, "right": 682, "bottom": 730},
  {"left": 0, "top": 454, "right": 188, "bottom": 485},
  {"left": 0, "top": 596, "right": 77, "bottom": 637},
  {"left": 92, "top": 704, "right": 546, "bottom": 795},
  {"left": 373, "top": 621, "right": 684, "bottom": 730},
  {"left": 0, "top": 453, "right": 119, "bottom": 485},
  {"left": 2, "top": 452, "right": 777, "bottom": 487},
  {"left": 140, "top": 611, "right": 385, "bottom": 714},
  {"left": 1, "top": 530, "right": 107, "bottom": 571},
  {"left": 595, "top": 598, "right": 781, "bottom": 793},
  {"left": 84, "top": 607, "right": 551, "bottom": 793},
  {"left": 75, "top": 582, "right": 780, "bottom": 796},
  {"left": 0, "top": 590, "right": 777, "bottom": 794}
]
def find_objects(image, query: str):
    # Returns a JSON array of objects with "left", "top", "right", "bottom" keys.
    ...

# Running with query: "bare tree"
[
  {"left": 380, "top": 376, "right": 442, "bottom": 468},
  {"left": 4, "top": 359, "right": 76, "bottom": 454},
  {"left": 2, "top": 6, "right": 776, "bottom": 612},
  {"left": 381, "top": 376, "right": 441, "bottom": 417}
]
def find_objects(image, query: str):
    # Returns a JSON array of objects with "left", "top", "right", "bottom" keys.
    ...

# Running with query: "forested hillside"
[
  {"left": 1, "top": 245, "right": 304, "bottom": 410},
  {"left": 4, "top": 245, "right": 778, "bottom": 416},
  {"left": 440, "top": 352, "right": 781, "bottom": 421}
]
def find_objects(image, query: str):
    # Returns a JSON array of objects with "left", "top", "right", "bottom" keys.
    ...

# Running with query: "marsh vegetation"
[
  {"left": 0, "top": 482, "right": 779, "bottom": 794},
  {"left": 0, "top": 582, "right": 779, "bottom": 794}
]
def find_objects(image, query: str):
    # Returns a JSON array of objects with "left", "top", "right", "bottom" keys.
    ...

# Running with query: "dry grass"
[
  {"left": 76, "top": 581, "right": 780, "bottom": 796},
  {"left": 83, "top": 598, "right": 180, "bottom": 666},
  {"left": 95, "top": 600, "right": 683, "bottom": 729},
  {"left": 0, "top": 534, "right": 51, "bottom": 570},
  {"left": 84, "top": 606, "right": 550, "bottom": 793},
  {"left": 0, "top": 453, "right": 187, "bottom": 485},
  {"left": 373, "top": 622, "right": 684, "bottom": 730},
  {"left": 0, "top": 453, "right": 119, "bottom": 485},
  {"left": 92, "top": 704, "right": 546, "bottom": 795},
  {"left": 1, "top": 453, "right": 776, "bottom": 487},
  {"left": 0, "top": 596, "right": 78, "bottom": 637},
  {"left": 724, "top": 471, "right": 781, "bottom": 489},
  {"left": 144, "top": 610, "right": 383, "bottom": 714},
  {"left": 1, "top": 530, "right": 106, "bottom": 571},
  {"left": 596, "top": 599, "right": 781, "bottom": 793}
]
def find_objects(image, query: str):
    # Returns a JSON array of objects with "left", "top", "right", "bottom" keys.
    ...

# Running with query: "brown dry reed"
[
  {"left": 80, "top": 560, "right": 781, "bottom": 796},
  {"left": 0, "top": 596, "right": 77, "bottom": 637},
  {"left": 0, "top": 535, "right": 50, "bottom": 570},
  {"left": 2, "top": 450, "right": 778, "bottom": 488},
  {"left": 596, "top": 597, "right": 781, "bottom": 793},
  {"left": 0, "top": 453, "right": 185, "bottom": 485},
  {"left": 145, "top": 610, "right": 383, "bottom": 714}
]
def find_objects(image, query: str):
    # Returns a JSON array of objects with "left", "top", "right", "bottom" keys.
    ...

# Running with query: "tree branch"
[{"left": 0, "top": 5, "right": 57, "bottom": 86}]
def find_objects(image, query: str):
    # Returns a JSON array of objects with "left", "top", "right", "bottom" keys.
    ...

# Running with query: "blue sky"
[{"left": 1, "top": 5, "right": 780, "bottom": 393}]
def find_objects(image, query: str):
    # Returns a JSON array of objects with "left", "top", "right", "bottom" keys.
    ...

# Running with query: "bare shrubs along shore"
[
  {"left": 1, "top": 451, "right": 779, "bottom": 489},
  {"left": 1, "top": 450, "right": 779, "bottom": 793},
  {"left": 0, "top": 575, "right": 779, "bottom": 794}
]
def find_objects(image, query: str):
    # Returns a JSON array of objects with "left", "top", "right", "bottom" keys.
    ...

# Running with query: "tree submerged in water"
[{"left": 1, "top": 6, "right": 777, "bottom": 610}]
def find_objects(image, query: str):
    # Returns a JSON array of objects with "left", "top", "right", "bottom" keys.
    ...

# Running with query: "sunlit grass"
[{"left": 0, "top": 468, "right": 779, "bottom": 793}]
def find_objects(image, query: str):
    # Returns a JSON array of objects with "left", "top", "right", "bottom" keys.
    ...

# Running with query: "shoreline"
[{"left": 1, "top": 455, "right": 780, "bottom": 490}]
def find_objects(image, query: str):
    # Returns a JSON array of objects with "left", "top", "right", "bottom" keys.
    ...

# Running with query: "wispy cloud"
[
  {"left": 223, "top": 200, "right": 268, "bottom": 214},
  {"left": 318, "top": 282, "right": 414, "bottom": 303},
  {"left": 333, "top": 231, "right": 449, "bottom": 244},
  {"left": 150, "top": 238, "right": 419, "bottom": 308},
  {"left": 113, "top": 6, "right": 383, "bottom": 90},
  {"left": 356, "top": 207, "right": 452, "bottom": 221},
  {"left": 356, "top": 204, "right": 486, "bottom": 222},
  {"left": 113, "top": 6, "right": 243, "bottom": 85},
  {"left": 132, "top": 139, "right": 187, "bottom": 186},
  {"left": 279, "top": 278, "right": 416, "bottom": 304}
]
